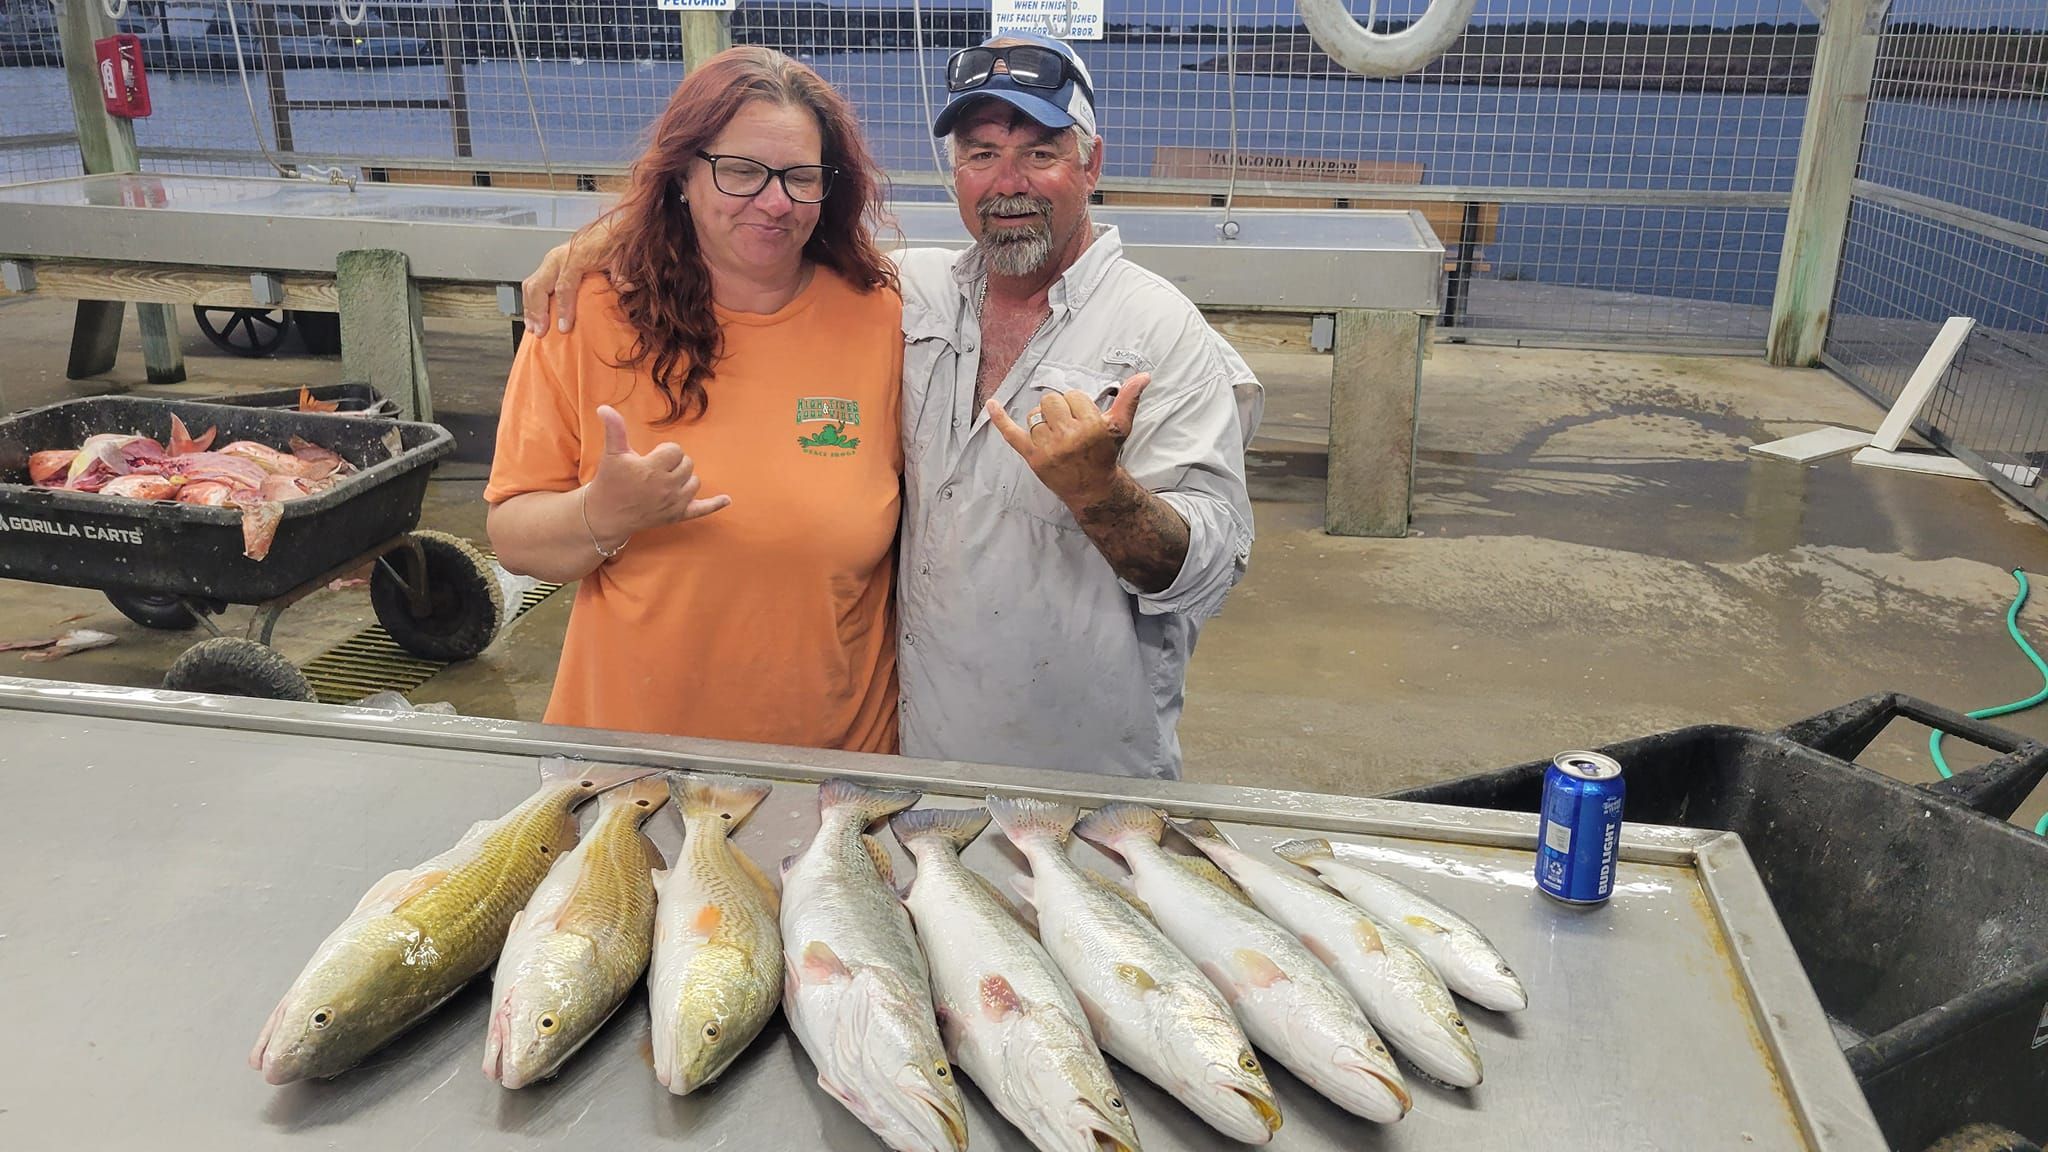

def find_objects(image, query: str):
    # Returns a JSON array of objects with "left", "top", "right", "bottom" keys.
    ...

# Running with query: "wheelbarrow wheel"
[
  {"left": 106, "top": 590, "right": 200, "bottom": 631},
  {"left": 372, "top": 530, "right": 504, "bottom": 662},
  {"left": 162, "top": 637, "right": 317, "bottom": 702},
  {"left": 192, "top": 305, "right": 290, "bottom": 358}
]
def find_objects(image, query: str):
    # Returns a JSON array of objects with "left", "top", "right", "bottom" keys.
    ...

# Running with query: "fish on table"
[
  {"left": 986, "top": 795, "right": 1284, "bottom": 1145},
  {"left": 1273, "top": 837, "right": 1529, "bottom": 1013},
  {"left": 780, "top": 779, "right": 968, "bottom": 1152},
  {"left": 894, "top": 804, "right": 1142, "bottom": 1152},
  {"left": 1175, "top": 821, "right": 1484, "bottom": 1089},
  {"left": 1074, "top": 802, "right": 1412, "bottom": 1125},
  {"left": 650, "top": 773, "right": 785, "bottom": 1095},
  {"left": 483, "top": 773, "right": 672, "bottom": 1089},
  {"left": 249, "top": 757, "right": 657, "bottom": 1085}
]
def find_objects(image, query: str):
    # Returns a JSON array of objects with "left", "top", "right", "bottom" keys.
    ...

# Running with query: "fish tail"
[
  {"left": 1168, "top": 816, "right": 1235, "bottom": 849},
  {"left": 598, "top": 774, "right": 672, "bottom": 819},
  {"left": 537, "top": 756, "right": 661, "bottom": 802},
  {"left": 984, "top": 794, "right": 1078, "bottom": 848},
  {"left": 817, "top": 777, "right": 921, "bottom": 827},
  {"left": 1073, "top": 802, "right": 1166, "bottom": 856},
  {"left": 1271, "top": 837, "right": 1335, "bottom": 866},
  {"left": 889, "top": 806, "right": 991, "bottom": 855},
  {"left": 677, "top": 773, "right": 773, "bottom": 831}
]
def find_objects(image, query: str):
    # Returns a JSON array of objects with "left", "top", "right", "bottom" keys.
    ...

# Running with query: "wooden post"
[
  {"left": 439, "top": 6, "right": 473, "bottom": 160},
  {"left": 680, "top": 11, "right": 731, "bottom": 74},
  {"left": 1767, "top": 0, "right": 1884, "bottom": 367},
  {"left": 55, "top": 0, "right": 186, "bottom": 382},
  {"left": 337, "top": 249, "right": 432, "bottom": 421},
  {"left": 1325, "top": 308, "right": 1424, "bottom": 538}
]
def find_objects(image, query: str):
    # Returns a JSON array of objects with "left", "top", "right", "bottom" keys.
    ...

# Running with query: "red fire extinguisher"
[{"left": 93, "top": 34, "right": 152, "bottom": 119}]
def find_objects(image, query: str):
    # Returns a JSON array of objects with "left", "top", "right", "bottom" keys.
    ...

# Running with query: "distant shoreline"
[{"left": 1182, "top": 26, "right": 2048, "bottom": 98}]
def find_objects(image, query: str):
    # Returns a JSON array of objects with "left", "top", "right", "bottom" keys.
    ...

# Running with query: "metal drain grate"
[{"left": 301, "top": 560, "right": 563, "bottom": 706}]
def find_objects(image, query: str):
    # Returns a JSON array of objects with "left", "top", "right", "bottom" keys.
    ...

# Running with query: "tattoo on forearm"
[{"left": 1073, "top": 471, "right": 1190, "bottom": 594}]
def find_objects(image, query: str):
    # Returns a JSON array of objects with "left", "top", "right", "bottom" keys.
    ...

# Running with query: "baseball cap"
[{"left": 931, "top": 31, "right": 1097, "bottom": 140}]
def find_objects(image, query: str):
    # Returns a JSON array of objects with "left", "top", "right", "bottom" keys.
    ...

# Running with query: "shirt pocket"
[
  {"left": 1002, "top": 361, "right": 1125, "bottom": 535},
  {"left": 901, "top": 319, "right": 958, "bottom": 467}
]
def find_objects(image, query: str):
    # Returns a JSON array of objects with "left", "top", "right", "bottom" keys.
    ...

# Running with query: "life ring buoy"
[{"left": 1295, "top": 0, "right": 1479, "bottom": 77}]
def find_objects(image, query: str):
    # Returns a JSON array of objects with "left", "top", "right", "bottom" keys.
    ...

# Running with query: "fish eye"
[
  {"left": 719, "top": 811, "right": 733, "bottom": 821},
  {"left": 1238, "top": 1052, "right": 1260, "bottom": 1073},
  {"left": 636, "top": 799, "right": 651, "bottom": 807},
  {"left": 538, "top": 1014, "right": 560, "bottom": 1035},
  {"left": 1106, "top": 1095, "right": 1125, "bottom": 1112},
  {"left": 703, "top": 1022, "right": 721, "bottom": 1041},
  {"left": 933, "top": 1061, "right": 952, "bottom": 1081},
  {"left": 309, "top": 1007, "right": 334, "bottom": 1030},
  {"left": 1450, "top": 1013, "right": 1468, "bottom": 1031},
  {"left": 538, "top": 844, "right": 551, "bottom": 855}
]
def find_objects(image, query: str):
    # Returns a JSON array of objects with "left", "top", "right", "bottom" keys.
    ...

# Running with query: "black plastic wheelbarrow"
[
  {"left": 0, "top": 395, "right": 504, "bottom": 702},
  {"left": 1387, "top": 693, "right": 2048, "bottom": 1152}
]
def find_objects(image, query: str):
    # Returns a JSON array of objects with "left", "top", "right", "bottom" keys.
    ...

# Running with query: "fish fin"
[
  {"left": 979, "top": 973, "right": 1024, "bottom": 1021},
  {"left": 1353, "top": 918, "right": 1388, "bottom": 957},
  {"left": 1072, "top": 988, "right": 1110, "bottom": 1039},
  {"left": 972, "top": 870, "right": 1035, "bottom": 937},
  {"left": 1113, "top": 963, "right": 1159, "bottom": 995},
  {"left": 691, "top": 903, "right": 724, "bottom": 938},
  {"left": 1232, "top": 949, "right": 1290, "bottom": 990},
  {"left": 1198, "top": 961, "right": 1241, "bottom": 1005},
  {"left": 888, "top": 806, "right": 991, "bottom": 854},
  {"left": 800, "top": 940, "right": 851, "bottom": 985},
  {"left": 537, "top": 756, "right": 659, "bottom": 801},
  {"left": 1175, "top": 855, "right": 1257, "bottom": 909},
  {"left": 1072, "top": 802, "right": 1165, "bottom": 856},
  {"left": 983, "top": 794, "right": 1078, "bottom": 848},
  {"left": 638, "top": 830, "right": 667, "bottom": 873},
  {"left": 1403, "top": 914, "right": 1451, "bottom": 937},
  {"left": 817, "top": 777, "right": 921, "bottom": 829},
  {"left": 780, "top": 853, "right": 798, "bottom": 881},
  {"left": 678, "top": 773, "right": 774, "bottom": 832},
  {"left": 348, "top": 867, "right": 420, "bottom": 915},
  {"left": 1168, "top": 817, "right": 1235, "bottom": 849},
  {"left": 1300, "top": 934, "right": 1339, "bottom": 968},
  {"left": 598, "top": 774, "right": 672, "bottom": 818},
  {"left": 861, "top": 834, "right": 898, "bottom": 889},
  {"left": 168, "top": 414, "right": 216, "bottom": 455},
  {"left": 732, "top": 844, "right": 782, "bottom": 916},
  {"left": 374, "top": 868, "right": 448, "bottom": 913},
  {"left": 1010, "top": 874, "right": 1037, "bottom": 909},
  {"left": 1270, "top": 837, "right": 1335, "bottom": 867}
]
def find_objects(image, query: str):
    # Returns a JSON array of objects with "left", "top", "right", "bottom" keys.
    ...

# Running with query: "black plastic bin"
[
  {"left": 1387, "top": 693, "right": 2048, "bottom": 1152},
  {"left": 0, "top": 396, "right": 453, "bottom": 602},
  {"left": 202, "top": 381, "right": 397, "bottom": 417}
]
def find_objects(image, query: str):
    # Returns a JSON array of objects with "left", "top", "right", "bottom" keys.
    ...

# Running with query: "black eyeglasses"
[
  {"left": 945, "top": 45, "right": 1092, "bottom": 101},
  {"left": 695, "top": 151, "right": 838, "bottom": 204}
]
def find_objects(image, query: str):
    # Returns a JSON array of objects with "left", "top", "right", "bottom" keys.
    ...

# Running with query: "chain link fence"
[
  {"left": 1823, "top": 0, "right": 2048, "bottom": 515},
  {"left": 5, "top": 0, "right": 1826, "bottom": 347}
]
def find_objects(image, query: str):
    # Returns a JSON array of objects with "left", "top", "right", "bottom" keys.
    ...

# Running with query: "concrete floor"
[{"left": 4, "top": 293, "right": 2046, "bottom": 833}]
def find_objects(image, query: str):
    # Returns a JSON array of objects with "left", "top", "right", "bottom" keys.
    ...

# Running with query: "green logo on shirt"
[{"left": 796, "top": 396, "right": 862, "bottom": 457}]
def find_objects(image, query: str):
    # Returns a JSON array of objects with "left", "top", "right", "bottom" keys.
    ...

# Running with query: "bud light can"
[{"left": 1535, "top": 750, "right": 1625, "bottom": 904}]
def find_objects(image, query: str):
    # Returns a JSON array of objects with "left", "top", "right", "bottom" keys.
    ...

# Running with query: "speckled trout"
[
  {"left": 650, "top": 774, "right": 784, "bottom": 1095},
  {"left": 893, "top": 805, "right": 1143, "bottom": 1152},
  {"left": 1074, "top": 803, "right": 1411, "bottom": 1125},
  {"left": 250, "top": 757, "right": 658, "bottom": 1085},
  {"left": 985, "top": 796, "right": 1282, "bottom": 1145},
  {"left": 484, "top": 774, "right": 671, "bottom": 1089},
  {"left": 1272, "top": 838, "right": 1529, "bottom": 1013},
  {"left": 781, "top": 779, "right": 968, "bottom": 1152},
  {"left": 1174, "top": 821, "right": 1483, "bottom": 1089}
]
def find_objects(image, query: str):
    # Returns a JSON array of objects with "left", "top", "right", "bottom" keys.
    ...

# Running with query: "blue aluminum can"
[{"left": 1534, "top": 750, "right": 1626, "bottom": 905}]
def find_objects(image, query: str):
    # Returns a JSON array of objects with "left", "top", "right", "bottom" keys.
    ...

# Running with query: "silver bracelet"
[{"left": 579, "top": 486, "right": 627, "bottom": 560}]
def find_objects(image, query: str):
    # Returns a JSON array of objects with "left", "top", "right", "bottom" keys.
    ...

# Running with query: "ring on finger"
[{"left": 1027, "top": 411, "right": 1048, "bottom": 430}]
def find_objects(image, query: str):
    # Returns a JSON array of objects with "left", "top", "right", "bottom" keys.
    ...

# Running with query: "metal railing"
[{"left": 1823, "top": 0, "right": 2048, "bottom": 516}]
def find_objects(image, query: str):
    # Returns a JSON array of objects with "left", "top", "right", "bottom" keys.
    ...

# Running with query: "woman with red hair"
[{"left": 484, "top": 47, "right": 905, "bottom": 753}]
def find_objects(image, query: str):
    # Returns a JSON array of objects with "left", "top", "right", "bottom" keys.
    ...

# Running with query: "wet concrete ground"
[{"left": 3, "top": 293, "right": 2045, "bottom": 833}]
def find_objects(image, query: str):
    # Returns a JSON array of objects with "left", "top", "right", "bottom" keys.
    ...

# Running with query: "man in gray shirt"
[{"left": 520, "top": 34, "right": 1258, "bottom": 779}]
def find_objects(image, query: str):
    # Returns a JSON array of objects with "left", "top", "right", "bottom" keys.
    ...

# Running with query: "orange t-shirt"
[{"left": 484, "top": 268, "right": 903, "bottom": 753}]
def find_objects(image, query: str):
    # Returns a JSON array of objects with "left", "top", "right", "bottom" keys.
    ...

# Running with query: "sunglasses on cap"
[{"left": 945, "top": 44, "right": 1093, "bottom": 101}]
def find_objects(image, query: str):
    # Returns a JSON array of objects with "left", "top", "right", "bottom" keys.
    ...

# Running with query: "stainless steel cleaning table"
[{"left": 0, "top": 676, "right": 1888, "bottom": 1151}]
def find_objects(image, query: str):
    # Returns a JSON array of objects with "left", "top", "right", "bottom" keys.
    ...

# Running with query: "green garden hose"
[{"left": 1929, "top": 568, "right": 2048, "bottom": 835}]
